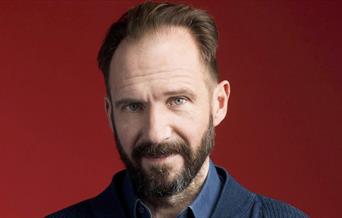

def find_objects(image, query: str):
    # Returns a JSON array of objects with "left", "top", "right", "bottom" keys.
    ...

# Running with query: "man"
[{"left": 48, "top": 2, "right": 307, "bottom": 218}]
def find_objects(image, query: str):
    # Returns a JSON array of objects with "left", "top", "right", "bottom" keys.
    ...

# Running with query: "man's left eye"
[{"left": 168, "top": 97, "right": 188, "bottom": 106}]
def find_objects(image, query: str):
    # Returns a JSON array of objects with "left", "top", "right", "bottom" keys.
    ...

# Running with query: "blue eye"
[
  {"left": 168, "top": 97, "right": 188, "bottom": 106},
  {"left": 124, "top": 103, "right": 143, "bottom": 112}
]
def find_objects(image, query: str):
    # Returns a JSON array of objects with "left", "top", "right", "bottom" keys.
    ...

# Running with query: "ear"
[
  {"left": 104, "top": 96, "right": 114, "bottom": 133},
  {"left": 212, "top": 80, "right": 230, "bottom": 127}
]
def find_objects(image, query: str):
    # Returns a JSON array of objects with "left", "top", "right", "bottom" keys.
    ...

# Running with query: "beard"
[{"left": 113, "top": 117, "right": 215, "bottom": 198}]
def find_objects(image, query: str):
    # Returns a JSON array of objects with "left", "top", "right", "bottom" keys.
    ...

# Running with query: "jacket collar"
[
  {"left": 89, "top": 164, "right": 256, "bottom": 218},
  {"left": 211, "top": 166, "right": 256, "bottom": 218}
]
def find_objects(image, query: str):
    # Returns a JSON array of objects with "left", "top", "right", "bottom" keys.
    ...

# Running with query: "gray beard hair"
[{"left": 113, "top": 116, "right": 215, "bottom": 198}]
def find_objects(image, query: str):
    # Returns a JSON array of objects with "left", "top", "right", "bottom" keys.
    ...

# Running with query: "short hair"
[{"left": 97, "top": 1, "right": 219, "bottom": 95}]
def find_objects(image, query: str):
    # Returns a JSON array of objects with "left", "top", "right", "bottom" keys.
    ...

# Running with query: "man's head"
[
  {"left": 98, "top": 2, "right": 230, "bottom": 198},
  {"left": 98, "top": 2, "right": 219, "bottom": 96}
]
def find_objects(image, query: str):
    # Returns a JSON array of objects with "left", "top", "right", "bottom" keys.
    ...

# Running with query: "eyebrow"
[
  {"left": 114, "top": 98, "right": 140, "bottom": 109},
  {"left": 162, "top": 88, "right": 197, "bottom": 100}
]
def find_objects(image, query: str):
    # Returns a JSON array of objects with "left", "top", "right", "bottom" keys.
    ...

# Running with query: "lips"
[
  {"left": 143, "top": 153, "right": 173, "bottom": 159},
  {"left": 142, "top": 154, "right": 178, "bottom": 166},
  {"left": 142, "top": 154, "right": 176, "bottom": 162}
]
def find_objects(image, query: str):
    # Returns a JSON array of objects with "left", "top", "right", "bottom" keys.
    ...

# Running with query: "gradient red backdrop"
[{"left": 1, "top": 1, "right": 341, "bottom": 217}]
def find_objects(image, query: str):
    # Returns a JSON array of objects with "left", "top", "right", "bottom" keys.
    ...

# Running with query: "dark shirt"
[{"left": 123, "top": 160, "right": 222, "bottom": 218}]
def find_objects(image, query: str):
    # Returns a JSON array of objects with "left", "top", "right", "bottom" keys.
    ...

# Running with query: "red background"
[{"left": 1, "top": 1, "right": 341, "bottom": 217}]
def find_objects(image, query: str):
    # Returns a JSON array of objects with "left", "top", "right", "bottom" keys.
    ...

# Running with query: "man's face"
[{"left": 107, "top": 27, "right": 223, "bottom": 197}]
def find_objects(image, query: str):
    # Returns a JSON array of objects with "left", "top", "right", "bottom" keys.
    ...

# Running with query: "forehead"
[{"left": 109, "top": 27, "right": 210, "bottom": 95}]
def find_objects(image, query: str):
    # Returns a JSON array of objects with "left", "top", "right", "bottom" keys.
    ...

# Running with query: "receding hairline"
[
  {"left": 109, "top": 25, "right": 217, "bottom": 91},
  {"left": 98, "top": 2, "right": 219, "bottom": 97}
]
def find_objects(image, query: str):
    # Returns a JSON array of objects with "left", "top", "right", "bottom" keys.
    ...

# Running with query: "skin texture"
[{"left": 105, "top": 27, "right": 230, "bottom": 218}]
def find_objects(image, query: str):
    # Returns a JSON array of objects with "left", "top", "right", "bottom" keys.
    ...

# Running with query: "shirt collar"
[
  {"left": 187, "top": 160, "right": 221, "bottom": 218},
  {"left": 123, "top": 160, "right": 222, "bottom": 218}
]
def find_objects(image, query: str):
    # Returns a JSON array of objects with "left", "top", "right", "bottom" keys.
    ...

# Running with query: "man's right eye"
[{"left": 123, "top": 103, "right": 143, "bottom": 112}]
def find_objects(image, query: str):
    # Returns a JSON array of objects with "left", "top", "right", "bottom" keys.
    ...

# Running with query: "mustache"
[{"left": 132, "top": 140, "right": 188, "bottom": 160}]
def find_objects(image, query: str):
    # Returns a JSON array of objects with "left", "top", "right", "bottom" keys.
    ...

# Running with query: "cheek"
[
  {"left": 114, "top": 115, "right": 141, "bottom": 156},
  {"left": 175, "top": 106, "right": 210, "bottom": 148}
]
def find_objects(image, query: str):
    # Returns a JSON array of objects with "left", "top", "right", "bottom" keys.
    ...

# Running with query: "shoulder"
[
  {"left": 46, "top": 170, "right": 127, "bottom": 218},
  {"left": 256, "top": 195, "right": 308, "bottom": 218},
  {"left": 214, "top": 165, "right": 308, "bottom": 217},
  {"left": 46, "top": 200, "right": 93, "bottom": 218}
]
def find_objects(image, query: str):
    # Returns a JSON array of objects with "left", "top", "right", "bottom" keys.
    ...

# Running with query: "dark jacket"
[{"left": 47, "top": 166, "right": 308, "bottom": 218}]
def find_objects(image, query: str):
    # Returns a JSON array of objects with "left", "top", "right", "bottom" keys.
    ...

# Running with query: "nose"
[{"left": 142, "top": 105, "right": 172, "bottom": 144}]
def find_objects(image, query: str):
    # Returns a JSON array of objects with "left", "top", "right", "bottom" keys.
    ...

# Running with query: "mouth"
[{"left": 142, "top": 154, "right": 177, "bottom": 164}]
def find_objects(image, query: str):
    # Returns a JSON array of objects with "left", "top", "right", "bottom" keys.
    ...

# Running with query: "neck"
[{"left": 143, "top": 158, "right": 210, "bottom": 218}]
